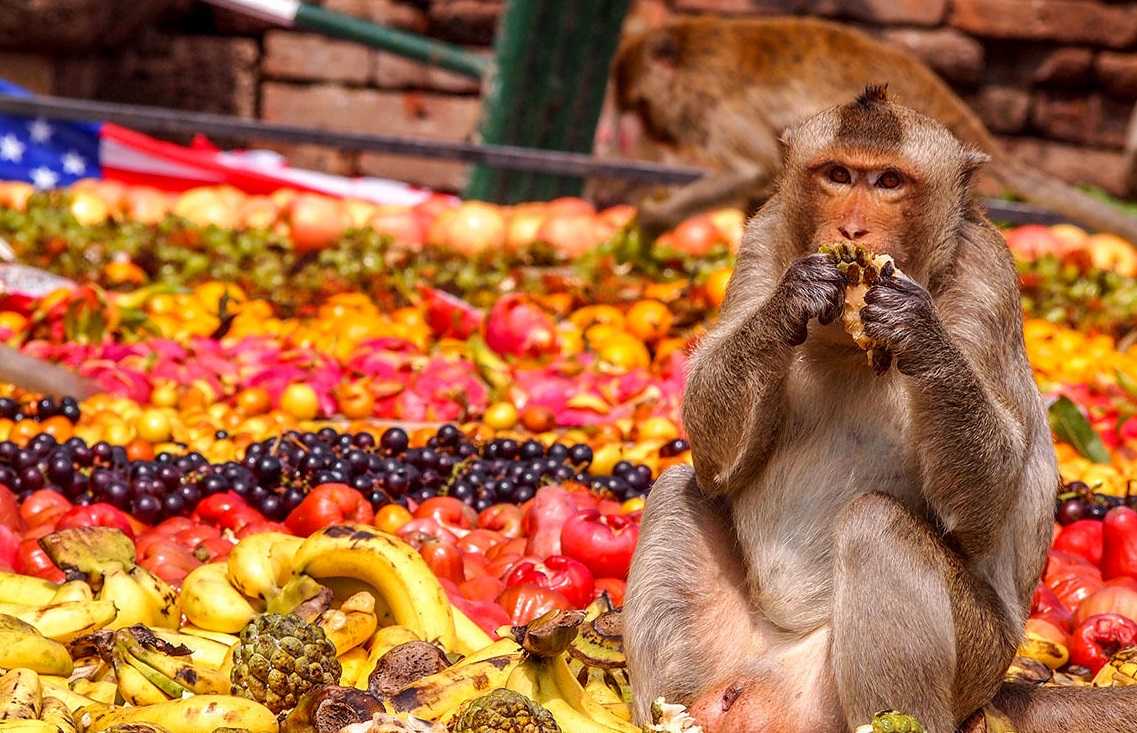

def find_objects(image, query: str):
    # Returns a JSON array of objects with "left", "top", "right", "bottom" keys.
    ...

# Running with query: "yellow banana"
[
  {"left": 0, "top": 601, "right": 116, "bottom": 643},
  {"left": 0, "top": 722, "right": 55, "bottom": 733},
  {"left": 451, "top": 605, "right": 493, "bottom": 656},
  {"left": 584, "top": 667, "right": 632, "bottom": 722},
  {"left": 117, "top": 629, "right": 230, "bottom": 695},
  {"left": 0, "top": 615, "right": 72, "bottom": 676},
  {"left": 48, "top": 581, "right": 92, "bottom": 604},
  {"left": 505, "top": 659, "right": 541, "bottom": 699},
  {"left": 291, "top": 525, "right": 455, "bottom": 648},
  {"left": 0, "top": 669, "right": 41, "bottom": 722},
  {"left": 1017, "top": 632, "right": 1069, "bottom": 670},
  {"left": 226, "top": 532, "right": 301, "bottom": 600},
  {"left": 360, "top": 625, "right": 422, "bottom": 688},
  {"left": 177, "top": 625, "right": 240, "bottom": 647},
  {"left": 40, "top": 695, "right": 77, "bottom": 733},
  {"left": 68, "top": 680, "right": 115, "bottom": 706},
  {"left": 339, "top": 646, "right": 370, "bottom": 688},
  {"left": 317, "top": 592, "right": 378, "bottom": 656},
  {"left": 97, "top": 568, "right": 156, "bottom": 630},
  {"left": 38, "top": 678, "right": 100, "bottom": 714},
  {"left": 112, "top": 652, "right": 174, "bottom": 706},
  {"left": 150, "top": 628, "right": 232, "bottom": 669},
  {"left": 542, "top": 654, "right": 640, "bottom": 733},
  {"left": 126, "top": 566, "right": 179, "bottom": 629},
  {"left": 387, "top": 653, "right": 524, "bottom": 721},
  {"left": 180, "top": 563, "right": 260, "bottom": 633},
  {"left": 0, "top": 573, "right": 57, "bottom": 607},
  {"left": 451, "top": 637, "right": 524, "bottom": 669},
  {"left": 80, "top": 695, "right": 278, "bottom": 733}
]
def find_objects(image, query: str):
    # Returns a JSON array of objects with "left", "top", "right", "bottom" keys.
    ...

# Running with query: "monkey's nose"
[{"left": 839, "top": 225, "right": 868, "bottom": 240}]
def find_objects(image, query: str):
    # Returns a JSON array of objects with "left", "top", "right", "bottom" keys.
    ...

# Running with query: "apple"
[
  {"left": 671, "top": 214, "right": 723, "bottom": 256},
  {"left": 124, "top": 187, "right": 172, "bottom": 225},
  {"left": 289, "top": 193, "right": 349, "bottom": 252},
  {"left": 598, "top": 204, "right": 636, "bottom": 229},
  {"left": 439, "top": 201, "right": 507, "bottom": 257},
  {"left": 1087, "top": 233, "right": 1137, "bottom": 277},
  {"left": 537, "top": 214, "right": 604, "bottom": 258},
  {"left": 1074, "top": 584, "right": 1137, "bottom": 626},
  {"left": 545, "top": 196, "right": 596, "bottom": 217},
  {"left": 372, "top": 209, "right": 426, "bottom": 251},
  {"left": 506, "top": 203, "right": 548, "bottom": 251},
  {"left": 1003, "top": 224, "right": 1063, "bottom": 260},
  {"left": 237, "top": 196, "right": 280, "bottom": 230},
  {"left": 174, "top": 187, "right": 239, "bottom": 229}
]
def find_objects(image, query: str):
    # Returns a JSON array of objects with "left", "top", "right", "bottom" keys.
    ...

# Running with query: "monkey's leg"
[
  {"left": 624, "top": 464, "right": 761, "bottom": 724},
  {"left": 830, "top": 492, "right": 1016, "bottom": 733},
  {"left": 638, "top": 167, "right": 769, "bottom": 240}
]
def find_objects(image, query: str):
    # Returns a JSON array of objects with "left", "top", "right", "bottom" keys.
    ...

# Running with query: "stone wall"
[{"left": 3, "top": 0, "right": 1137, "bottom": 196}]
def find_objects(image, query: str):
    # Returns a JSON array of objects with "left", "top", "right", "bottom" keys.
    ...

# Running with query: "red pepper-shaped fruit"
[
  {"left": 285, "top": 483, "right": 374, "bottom": 537},
  {"left": 419, "top": 539, "right": 464, "bottom": 584},
  {"left": 560, "top": 510, "right": 640, "bottom": 580},
  {"left": 1069, "top": 613, "right": 1137, "bottom": 673},
  {"left": 496, "top": 583, "right": 572, "bottom": 626},
  {"left": 55, "top": 503, "right": 135, "bottom": 538},
  {"left": 1102, "top": 507, "right": 1137, "bottom": 580},
  {"left": 1053, "top": 519, "right": 1103, "bottom": 568},
  {"left": 505, "top": 554, "right": 595, "bottom": 608}
]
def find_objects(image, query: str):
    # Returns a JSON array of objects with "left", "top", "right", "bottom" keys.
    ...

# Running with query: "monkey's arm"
[
  {"left": 0, "top": 345, "right": 97, "bottom": 400},
  {"left": 860, "top": 274, "right": 1026, "bottom": 558},
  {"left": 683, "top": 251, "right": 844, "bottom": 495}
]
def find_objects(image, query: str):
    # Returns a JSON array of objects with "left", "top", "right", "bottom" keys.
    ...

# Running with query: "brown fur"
[
  {"left": 0, "top": 345, "right": 95, "bottom": 399},
  {"left": 624, "top": 90, "right": 1137, "bottom": 733},
  {"left": 613, "top": 16, "right": 1137, "bottom": 242}
]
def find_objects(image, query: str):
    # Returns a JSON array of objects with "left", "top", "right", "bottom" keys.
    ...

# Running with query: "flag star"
[
  {"left": 0, "top": 135, "right": 23, "bottom": 162},
  {"left": 30, "top": 167, "right": 58, "bottom": 190},
  {"left": 61, "top": 151, "right": 87, "bottom": 175},
  {"left": 27, "top": 118, "right": 52, "bottom": 143}
]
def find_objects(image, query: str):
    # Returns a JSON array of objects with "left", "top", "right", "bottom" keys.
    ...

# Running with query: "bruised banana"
[
  {"left": 150, "top": 628, "right": 232, "bottom": 670},
  {"left": 0, "top": 615, "right": 72, "bottom": 676},
  {"left": 582, "top": 667, "right": 632, "bottom": 722},
  {"left": 540, "top": 653, "right": 640, "bottom": 733},
  {"left": 226, "top": 532, "right": 301, "bottom": 601},
  {"left": 176, "top": 625, "right": 240, "bottom": 647},
  {"left": 360, "top": 625, "right": 422, "bottom": 690},
  {"left": 0, "top": 669, "right": 40, "bottom": 722},
  {"left": 387, "top": 653, "right": 525, "bottom": 721},
  {"left": 0, "top": 601, "right": 116, "bottom": 643},
  {"left": 0, "top": 723, "right": 56, "bottom": 733},
  {"left": 39, "top": 695, "right": 76, "bottom": 733},
  {"left": 316, "top": 592, "right": 378, "bottom": 656},
  {"left": 68, "top": 680, "right": 115, "bottom": 706},
  {"left": 1017, "top": 631, "right": 1069, "bottom": 670},
  {"left": 111, "top": 645, "right": 174, "bottom": 706},
  {"left": 819, "top": 242, "right": 899, "bottom": 374},
  {"left": 36, "top": 678, "right": 100, "bottom": 714},
  {"left": 49, "top": 581, "right": 93, "bottom": 604},
  {"left": 125, "top": 566, "right": 179, "bottom": 629},
  {"left": 291, "top": 525, "right": 455, "bottom": 648},
  {"left": 0, "top": 573, "right": 58, "bottom": 607},
  {"left": 527, "top": 660, "right": 626, "bottom": 733},
  {"left": 97, "top": 568, "right": 156, "bottom": 631},
  {"left": 79, "top": 695, "right": 278, "bottom": 733},
  {"left": 180, "top": 563, "right": 260, "bottom": 633},
  {"left": 116, "top": 626, "right": 231, "bottom": 695}
]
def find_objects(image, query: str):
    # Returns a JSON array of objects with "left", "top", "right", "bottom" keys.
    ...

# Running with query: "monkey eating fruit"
[{"left": 819, "top": 242, "right": 898, "bottom": 374}]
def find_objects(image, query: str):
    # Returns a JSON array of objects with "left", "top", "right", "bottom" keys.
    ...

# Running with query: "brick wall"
[{"left": 5, "top": 0, "right": 1137, "bottom": 196}]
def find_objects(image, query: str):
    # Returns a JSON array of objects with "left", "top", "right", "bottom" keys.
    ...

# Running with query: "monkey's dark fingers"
[{"left": 818, "top": 287, "right": 844, "bottom": 325}]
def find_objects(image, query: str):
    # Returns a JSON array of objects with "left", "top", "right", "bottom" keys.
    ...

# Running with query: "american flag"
[{"left": 0, "top": 79, "right": 435, "bottom": 206}]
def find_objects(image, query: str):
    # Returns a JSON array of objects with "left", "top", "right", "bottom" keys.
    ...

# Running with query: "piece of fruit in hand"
[{"left": 819, "top": 242, "right": 899, "bottom": 374}]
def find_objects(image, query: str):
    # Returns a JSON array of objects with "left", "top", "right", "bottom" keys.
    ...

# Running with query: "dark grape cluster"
[
  {"left": 1054, "top": 480, "right": 1137, "bottom": 525},
  {"left": 0, "top": 396, "right": 81, "bottom": 423},
  {"left": 3, "top": 421, "right": 659, "bottom": 525}
]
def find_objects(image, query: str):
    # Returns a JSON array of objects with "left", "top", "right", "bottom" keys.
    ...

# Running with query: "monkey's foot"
[{"left": 854, "top": 710, "right": 927, "bottom": 733}]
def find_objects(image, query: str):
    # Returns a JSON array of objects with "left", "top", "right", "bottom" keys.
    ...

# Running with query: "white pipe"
[{"left": 199, "top": 0, "right": 300, "bottom": 25}]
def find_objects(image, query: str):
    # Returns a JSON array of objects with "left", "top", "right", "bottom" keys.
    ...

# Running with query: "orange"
[
  {"left": 9, "top": 419, "right": 39, "bottom": 445},
  {"left": 621, "top": 497, "right": 646, "bottom": 514},
  {"left": 126, "top": 438, "right": 155, "bottom": 462},
  {"left": 521, "top": 405, "right": 556, "bottom": 433},
  {"left": 235, "top": 387, "right": 272, "bottom": 417},
  {"left": 636, "top": 416, "right": 680, "bottom": 442},
  {"left": 194, "top": 281, "right": 247, "bottom": 313},
  {"left": 280, "top": 384, "right": 320, "bottom": 420},
  {"left": 570, "top": 305, "right": 624, "bottom": 331},
  {"left": 0, "top": 312, "right": 28, "bottom": 336},
  {"left": 625, "top": 299, "right": 673, "bottom": 342},
  {"left": 704, "top": 268, "right": 732, "bottom": 309},
  {"left": 38, "top": 416, "right": 74, "bottom": 443},
  {"left": 484, "top": 402, "right": 519, "bottom": 430},
  {"left": 375, "top": 505, "right": 413, "bottom": 534},
  {"left": 103, "top": 260, "right": 146, "bottom": 286},
  {"left": 598, "top": 335, "right": 651, "bottom": 373},
  {"left": 136, "top": 409, "right": 172, "bottom": 443}
]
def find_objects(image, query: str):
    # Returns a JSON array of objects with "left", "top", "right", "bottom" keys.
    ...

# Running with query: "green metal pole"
[{"left": 293, "top": 3, "right": 487, "bottom": 79}]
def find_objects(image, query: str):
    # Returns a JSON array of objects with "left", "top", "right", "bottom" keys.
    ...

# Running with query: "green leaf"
[
  {"left": 1049, "top": 396, "right": 1111, "bottom": 464},
  {"left": 1118, "top": 369, "right": 1137, "bottom": 400}
]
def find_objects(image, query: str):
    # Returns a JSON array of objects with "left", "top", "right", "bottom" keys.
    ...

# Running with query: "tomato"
[
  {"left": 375, "top": 504, "right": 413, "bottom": 534},
  {"left": 1069, "top": 613, "right": 1137, "bottom": 673},
  {"left": 15, "top": 538, "right": 63, "bottom": 582},
  {"left": 1031, "top": 582, "right": 1074, "bottom": 632},
  {"left": 0, "top": 484, "right": 22, "bottom": 531},
  {"left": 478, "top": 504, "right": 522, "bottom": 539},
  {"left": 487, "top": 537, "right": 527, "bottom": 561},
  {"left": 1075, "top": 585, "right": 1137, "bottom": 626},
  {"left": 415, "top": 497, "right": 477, "bottom": 530},
  {"left": 154, "top": 517, "right": 197, "bottom": 536},
  {"left": 1044, "top": 549, "right": 1104, "bottom": 611},
  {"left": 594, "top": 577, "right": 627, "bottom": 607},
  {"left": 561, "top": 510, "right": 640, "bottom": 580},
  {"left": 1107, "top": 576, "right": 1137, "bottom": 592},
  {"left": 522, "top": 486, "right": 579, "bottom": 558},
  {"left": 456, "top": 529, "right": 504, "bottom": 557},
  {"left": 496, "top": 583, "right": 572, "bottom": 626},
  {"left": 397, "top": 518, "right": 459, "bottom": 548},
  {"left": 55, "top": 504, "right": 135, "bottom": 539},
  {"left": 1103, "top": 507, "right": 1137, "bottom": 580},
  {"left": 505, "top": 555, "right": 595, "bottom": 608},
  {"left": 420, "top": 539, "right": 464, "bottom": 584},
  {"left": 0, "top": 525, "right": 18, "bottom": 570},
  {"left": 193, "top": 492, "right": 250, "bottom": 525},
  {"left": 20, "top": 490, "right": 71, "bottom": 528},
  {"left": 285, "top": 483, "right": 374, "bottom": 537},
  {"left": 1053, "top": 519, "right": 1103, "bottom": 568},
  {"left": 460, "top": 574, "right": 506, "bottom": 604},
  {"left": 138, "top": 542, "right": 199, "bottom": 576}
]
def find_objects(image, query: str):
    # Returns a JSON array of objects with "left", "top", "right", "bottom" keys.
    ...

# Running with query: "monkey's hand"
[
  {"left": 772, "top": 253, "right": 846, "bottom": 346},
  {"left": 860, "top": 273, "right": 948, "bottom": 377}
]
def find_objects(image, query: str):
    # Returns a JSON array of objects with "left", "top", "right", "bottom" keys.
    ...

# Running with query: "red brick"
[
  {"left": 881, "top": 28, "right": 985, "bottom": 84},
  {"left": 429, "top": 1, "right": 504, "bottom": 45},
  {"left": 951, "top": 0, "right": 1137, "bottom": 48},
  {"left": 261, "top": 83, "right": 483, "bottom": 140},
  {"left": 324, "top": 0, "right": 429, "bottom": 31},
  {"left": 1000, "top": 135, "right": 1127, "bottom": 195},
  {"left": 1097, "top": 52, "right": 1137, "bottom": 99},
  {"left": 371, "top": 49, "right": 486, "bottom": 93},
  {"left": 1031, "top": 92, "right": 1129, "bottom": 148},
  {"left": 0, "top": 0, "right": 172, "bottom": 52},
  {"left": 358, "top": 153, "right": 469, "bottom": 192},
  {"left": 1032, "top": 48, "right": 1094, "bottom": 86},
  {"left": 263, "top": 32, "right": 372, "bottom": 84},
  {"left": 671, "top": 0, "right": 803, "bottom": 12},
  {"left": 969, "top": 86, "right": 1032, "bottom": 133},
  {"left": 811, "top": 0, "right": 946, "bottom": 25}
]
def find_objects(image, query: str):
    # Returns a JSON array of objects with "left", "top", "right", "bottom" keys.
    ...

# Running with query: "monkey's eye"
[
  {"left": 876, "top": 170, "right": 904, "bottom": 190},
  {"left": 827, "top": 166, "right": 852, "bottom": 185}
]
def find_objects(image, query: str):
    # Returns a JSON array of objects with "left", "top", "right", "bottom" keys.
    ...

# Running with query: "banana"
[
  {"left": 180, "top": 563, "right": 259, "bottom": 633},
  {"left": 117, "top": 627, "right": 230, "bottom": 695},
  {"left": 541, "top": 654, "right": 640, "bottom": 733},
  {"left": 360, "top": 625, "right": 422, "bottom": 689},
  {"left": 150, "top": 629, "right": 232, "bottom": 670},
  {"left": 583, "top": 667, "right": 632, "bottom": 722},
  {"left": 317, "top": 592, "right": 378, "bottom": 656},
  {"left": 0, "top": 669, "right": 41, "bottom": 722},
  {"left": 68, "top": 680, "right": 115, "bottom": 706},
  {"left": 79, "top": 695, "right": 278, "bottom": 733},
  {"left": 450, "top": 605, "right": 493, "bottom": 656},
  {"left": 0, "top": 615, "right": 72, "bottom": 676},
  {"left": 125, "top": 566, "right": 179, "bottom": 629},
  {"left": 450, "top": 637, "right": 524, "bottom": 669},
  {"left": 387, "top": 653, "right": 524, "bottom": 721},
  {"left": 111, "top": 648, "right": 177, "bottom": 706},
  {"left": 176, "top": 625, "right": 240, "bottom": 647},
  {"left": 1016, "top": 632, "right": 1069, "bottom": 670},
  {"left": 0, "top": 601, "right": 116, "bottom": 643},
  {"left": 290, "top": 525, "right": 455, "bottom": 649},
  {"left": 505, "top": 660, "right": 541, "bottom": 699},
  {"left": 0, "top": 722, "right": 55, "bottom": 733},
  {"left": 0, "top": 573, "right": 58, "bottom": 607},
  {"left": 49, "top": 581, "right": 93, "bottom": 604},
  {"left": 339, "top": 646, "right": 370, "bottom": 688},
  {"left": 37, "top": 679, "right": 100, "bottom": 714},
  {"left": 98, "top": 569, "right": 156, "bottom": 630},
  {"left": 40, "top": 695, "right": 77, "bottom": 733},
  {"left": 226, "top": 532, "right": 301, "bottom": 601}
]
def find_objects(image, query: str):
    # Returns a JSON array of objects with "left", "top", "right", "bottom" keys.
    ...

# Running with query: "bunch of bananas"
[{"left": 0, "top": 667, "right": 79, "bottom": 733}]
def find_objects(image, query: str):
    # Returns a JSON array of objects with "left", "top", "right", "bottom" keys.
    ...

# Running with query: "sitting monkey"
[
  {"left": 613, "top": 16, "right": 1137, "bottom": 244},
  {"left": 624, "top": 87, "right": 1136, "bottom": 733}
]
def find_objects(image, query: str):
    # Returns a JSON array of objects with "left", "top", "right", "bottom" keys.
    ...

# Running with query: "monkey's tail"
[
  {"left": 0, "top": 345, "right": 97, "bottom": 400},
  {"left": 989, "top": 152, "right": 1137, "bottom": 243},
  {"left": 991, "top": 680, "right": 1137, "bottom": 733}
]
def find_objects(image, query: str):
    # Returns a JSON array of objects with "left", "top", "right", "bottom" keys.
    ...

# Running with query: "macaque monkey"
[
  {"left": 624, "top": 87, "right": 1137, "bottom": 733},
  {"left": 0, "top": 345, "right": 95, "bottom": 399},
  {"left": 613, "top": 16, "right": 1137, "bottom": 243}
]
